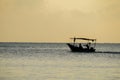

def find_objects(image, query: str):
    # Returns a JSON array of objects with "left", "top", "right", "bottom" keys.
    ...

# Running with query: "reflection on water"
[{"left": 0, "top": 43, "right": 120, "bottom": 80}]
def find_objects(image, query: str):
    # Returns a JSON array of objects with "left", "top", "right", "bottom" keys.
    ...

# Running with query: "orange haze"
[{"left": 0, "top": 0, "right": 120, "bottom": 43}]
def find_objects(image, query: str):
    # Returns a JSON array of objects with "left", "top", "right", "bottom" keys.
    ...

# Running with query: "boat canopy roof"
[{"left": 70, "top": 37, "right": 96, "bottom": 42}]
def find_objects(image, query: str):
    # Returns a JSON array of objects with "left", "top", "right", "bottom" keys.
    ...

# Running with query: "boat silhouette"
[{"left": 67, "top": 37, "right": 96, "bottom": 52}]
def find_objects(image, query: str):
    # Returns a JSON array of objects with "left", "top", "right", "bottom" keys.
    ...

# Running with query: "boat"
[{"left": 67, "top": 37, "right": 96, "bottom": 52}]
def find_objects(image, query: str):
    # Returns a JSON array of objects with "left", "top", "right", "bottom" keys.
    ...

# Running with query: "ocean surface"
[{"left": 0, "top": 43, "right": 120, "bottom": 80}]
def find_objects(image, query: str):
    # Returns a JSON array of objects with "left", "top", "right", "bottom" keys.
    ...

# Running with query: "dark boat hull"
[{"left": 67, "top": 43, "right": 95, "bottom": 52}]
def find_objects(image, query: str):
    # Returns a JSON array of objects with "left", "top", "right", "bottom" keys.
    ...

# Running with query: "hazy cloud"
[{"left": 0, "top": 0, "right": 120, "bottom": 42}]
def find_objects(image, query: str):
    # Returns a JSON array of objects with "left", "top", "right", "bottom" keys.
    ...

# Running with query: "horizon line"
[{"left": 0, "top": 42, "right": 120, "bottom": 44}]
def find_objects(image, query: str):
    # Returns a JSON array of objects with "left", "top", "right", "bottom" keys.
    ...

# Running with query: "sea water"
[{"left": 0, "top": 43, "right": 120, "bottom": 80}]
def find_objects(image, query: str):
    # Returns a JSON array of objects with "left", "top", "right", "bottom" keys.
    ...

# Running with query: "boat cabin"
[{"left": 67, "top": 37, "right": 96, "bottom": 52}]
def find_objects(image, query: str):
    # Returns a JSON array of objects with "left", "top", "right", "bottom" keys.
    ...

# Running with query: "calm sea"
[{"left": 0, "top": 43, "right": 120, "bottom": 80}]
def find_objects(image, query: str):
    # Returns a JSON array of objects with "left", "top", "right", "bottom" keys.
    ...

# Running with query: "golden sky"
[{"left": 0, "top": 0, "right": 120, "bottom": 43}]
